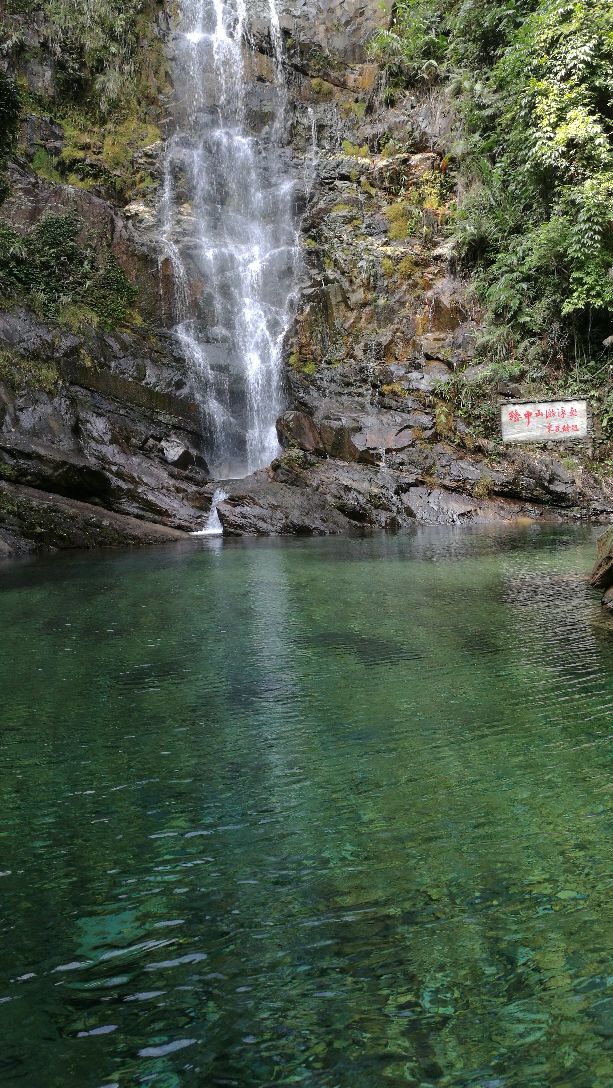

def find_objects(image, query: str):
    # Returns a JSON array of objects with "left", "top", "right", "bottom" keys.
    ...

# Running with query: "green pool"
[{"left": 0, "top": 527, "right": 612, "bottom": 1087}]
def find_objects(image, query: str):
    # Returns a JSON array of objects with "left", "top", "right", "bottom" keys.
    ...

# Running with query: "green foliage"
[
  {"left": 341, "top": 139, "right": 369, "bottom": 158},
  {"left": 0, "top": 212, "right": 137, "bottom": 328},
  {"left": 7, "top": 2, "right": 166, "bottom": 201},
  {"left": 372, "top": 0, "right": 613, "bottom": 373},
  {"left": 383, "top": 170, "right": 451, "bottom": 241},
  {"left": 7, "top": 0, "right": 169, "bottom": 123},
  {"left": 367, "top": 0, "right": 449, "bottom": 80},
  {"left": 45, "top": 109, "right": 162, "bottom": 199},
  {"left": 0, "top": 72, "right": 21, "bottom": 202},
  {"left": 44, "top": 0, "right": 145, "bottom": 114},
  {"left": 31, "top": 147, "right": 63, "bottom": 184},
  {"left": 433, "top": 363, "right": 519, "bottom": 438}
]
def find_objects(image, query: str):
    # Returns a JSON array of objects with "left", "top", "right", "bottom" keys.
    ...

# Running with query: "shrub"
[{"left": 0, "top": 212, "right": 137, "bottom": 327}]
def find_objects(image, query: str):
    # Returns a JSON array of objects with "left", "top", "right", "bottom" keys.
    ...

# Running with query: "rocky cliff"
[{"left": 0, "top": 0, "right": 611, "bottom": 556}]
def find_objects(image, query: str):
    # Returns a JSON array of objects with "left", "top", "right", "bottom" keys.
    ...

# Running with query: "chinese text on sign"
[{"left": 501, "top": 401, "right": 588, "bottom": 443}]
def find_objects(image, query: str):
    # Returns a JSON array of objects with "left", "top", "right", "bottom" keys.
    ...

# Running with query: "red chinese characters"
[{"left": 503, "top": 401, "right": 585, "bottom": 442}]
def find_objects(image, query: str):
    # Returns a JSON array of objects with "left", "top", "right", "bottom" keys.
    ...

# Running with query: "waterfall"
[
  {"left": 192, "top": 487, "right": 228, "bottom": 535},
  {"left": 160, "top": 0, "right": 300, "bottom": 480}
]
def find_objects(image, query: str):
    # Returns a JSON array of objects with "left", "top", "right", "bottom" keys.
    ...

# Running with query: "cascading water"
[
  {"left": 192, "top": 487, "right": 228, "bottom": 535},
  {"left": 160, "top": 0, "right": 301, "bottom": 480}
]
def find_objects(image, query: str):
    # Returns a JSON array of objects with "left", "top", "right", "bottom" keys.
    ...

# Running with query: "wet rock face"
[
  {"left": 278, "top": 0, "right": 391, "bottom": 61},
  {"left": 0, "top": 481, "right": 191, "bottom": 553},
  {"left": 214, "top": 457, "right": 572, "bottom": 537},
  {"left": 0, "top": 310, "right": 211, "bottom": 554},
  {"left": 216, "top": 438, "right": 611, "bottom": 537}
]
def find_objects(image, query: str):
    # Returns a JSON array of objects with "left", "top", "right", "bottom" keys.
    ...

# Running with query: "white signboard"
[{"left": 501, "top": 400, "right": 588, "bottom": 443}]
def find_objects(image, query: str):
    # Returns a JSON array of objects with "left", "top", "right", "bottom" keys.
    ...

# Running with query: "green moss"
[
  {"left": 434, "top": 400, "right": 455, "bottom": 438},
  {"left": 397, "top": 254, "right": 418, "bottom": 278},
  {"left": 289, "top": 352, "right": 316, "bottom": 376},
  {"left": 79, "top": 348, "right": 95, "bottom": 369},
  {"left": 341, "top": 139, "right": 369, "bottom": 158},
  {"left": 340, "top": 99, "right": 367, "bottom": 120},
  {"left": 56, "top": 303, "right": 100, "bottom": 332},
  {"left": 31, "top": 148, "right": 63, "bottom": 184},
  {"left": 65, "top": 172, "right": 95, "bottom": 190},
  {"left": 103, "top": 118, "right": 160, "bottom": 174},
  {"left": 55, "top": 110, "right": 161, "bottom": 198},
  {"left": 360, "top": 177, "right": 377, "bottom": 196},
  {"left": 0, "top": 349, "right": 59, "bottom": 393},
  {"left": 310, "top": 78, "right": 334, "bottom": 99},
  {"left": 381, "top": 382, "right": 408, "bottom": 397},
  {"left": 383, "top": 201, "right": 410, "bottom": 240},
  {"left": 473, "top": 473, "right": 494, "bottom": 499},
  {"left": 0, "top": 462, "right": 19, "bottom": 482},
  {"left": 418, "top": 169, "right": 446, "bottom": 212}
]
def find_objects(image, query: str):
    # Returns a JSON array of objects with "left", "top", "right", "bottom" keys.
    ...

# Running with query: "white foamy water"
[
  {"left": 192, "top": 488, "right": 228, "bottom": 535},
  {"left": 160, "top": 0, "right": 301, "bottom": 480}
]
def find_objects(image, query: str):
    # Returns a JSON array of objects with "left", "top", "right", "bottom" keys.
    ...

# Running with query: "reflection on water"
[{"left": 0, "top": 527, "right": 612, "bottom": 1088}]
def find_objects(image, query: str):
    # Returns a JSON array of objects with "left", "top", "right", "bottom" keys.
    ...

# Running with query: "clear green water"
[{"left": 1, "top": 528, "right": 612, "bottom": 1088}]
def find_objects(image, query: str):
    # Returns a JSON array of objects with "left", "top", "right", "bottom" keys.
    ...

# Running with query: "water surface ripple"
[{"left": 0, "top": 528, "right": 612, "bottom": 1087}]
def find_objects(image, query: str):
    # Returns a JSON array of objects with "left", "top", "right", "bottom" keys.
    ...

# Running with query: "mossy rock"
[
  {"left": 310, "top": 78, "right": 334, "bottom": 100},
  {"left": 0, "top": 349, "right": 59, "bottom": 393},
  {"left": 341, "top": 139, "right": 369, "bottom": 159},
  {"left": 288, "top": 352, "right": 316, "bottom": 377},
  {"left": 383, "top": 201, "right": 419, "bottom": 241}
]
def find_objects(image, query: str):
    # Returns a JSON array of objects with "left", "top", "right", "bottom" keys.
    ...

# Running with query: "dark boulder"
[
  {"left": 590, "top": 529, "right": 613, "bottom": 595},
  {"left": 276, "top": 410, "right": 323, "bottom": 453}
]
